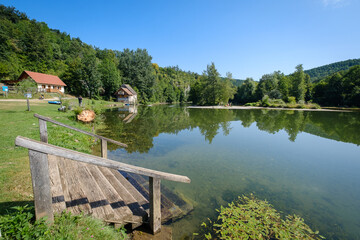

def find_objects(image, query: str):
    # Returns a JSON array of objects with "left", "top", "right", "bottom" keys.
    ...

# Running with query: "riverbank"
[
  {"left": 0, "top": 98, "right": 122, "bottom": 210},
  {"left": 187, "top": 105, "right": 355, "bottom": 112}
]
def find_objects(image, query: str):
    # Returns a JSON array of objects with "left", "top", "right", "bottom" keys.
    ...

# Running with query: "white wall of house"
[
  {"left": 117, "top": 95, "right": 137, "bottom": 104},
  {"left": 37, "top": 84, "right": 65, "bottom": 93}
]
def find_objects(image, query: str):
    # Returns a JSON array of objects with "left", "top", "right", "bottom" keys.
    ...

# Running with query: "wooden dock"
[{"left": 15, "top": 114, "right": 191, "bottom": 234}]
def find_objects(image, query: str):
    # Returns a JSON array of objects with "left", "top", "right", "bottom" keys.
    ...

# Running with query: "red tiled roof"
[{"left": 20, "top": 71, "right": 66, "bottom": 86}]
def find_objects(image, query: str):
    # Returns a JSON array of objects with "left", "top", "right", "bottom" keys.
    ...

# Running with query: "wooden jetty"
[{"left": 15, "top": 114, "right": 191, "bottom": 234}]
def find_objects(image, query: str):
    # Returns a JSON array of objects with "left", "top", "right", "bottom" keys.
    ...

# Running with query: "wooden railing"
[{"left": 16, "top": 114, "right": 190, "bottom": 234}]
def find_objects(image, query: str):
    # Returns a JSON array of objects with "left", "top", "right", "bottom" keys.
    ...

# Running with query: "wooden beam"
[
  {"left": 149, "top": 177, "right": 161, "bottom": 234},
  {"left": 28, "top": 150, "right": 53, "bottom": 221},
  {"left": 39, "top": 119, "right": 48, "bottom": 143},
  {"left": 16, "top": 136, "right": 191, "bottom": 183},
  {"left": 33, "top": 114, "right": 127, "bottom": 148},
  {"left": 101, "top": 139, "right": 107, "bottom": 159}
]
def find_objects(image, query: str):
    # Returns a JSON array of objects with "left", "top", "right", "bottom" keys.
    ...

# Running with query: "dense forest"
[
  {"left": 1, "top": 5, "right": 359, "bottom": 106},
  {"left": 0, "top": 5, "right": 201, "bottom": 103},
  {"left": 232, "top": 64, "right": 360, "bottom": 107},
  {"left": 304, "top": 59, "right": 360, "bottom": 82}
]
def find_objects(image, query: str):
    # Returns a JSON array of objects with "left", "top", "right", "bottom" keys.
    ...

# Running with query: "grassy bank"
[{"left": 0, "top": 98, "right": 120, "bottom": 210}]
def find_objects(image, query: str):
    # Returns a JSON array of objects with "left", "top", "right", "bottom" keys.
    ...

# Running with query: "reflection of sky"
[{"left": 107, "top": 111, "right": 360, "bottom": 239}]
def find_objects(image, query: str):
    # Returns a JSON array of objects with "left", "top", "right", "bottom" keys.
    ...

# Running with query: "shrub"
[
  {"left": 200, "top": 194, "right": 324, "bottom": 240},
  {"left": 261, "top": 95, "right": 270, "bottom": 107},
  {"left": 73, "top": 106, "right": 83, "bottom": 116},
  {"left": 287, "top": 96, "right": 296, "bottom": 104},
  {"left": 298, "top": 100, "right": 305, "bottom": 105}
]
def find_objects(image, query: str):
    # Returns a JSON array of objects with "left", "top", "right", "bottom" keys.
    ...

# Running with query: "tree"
[
  {"left": 202, "top": 62, "right": 222, "bottom": 105},
  {"left": 99, "top": 58, "right": 122, "bottom": 100},
  {"left": 235, "top": 78, "right": 257, "bottom": 104},
  {"left": 118, "top": 48, "right": 155, "bottom": 103},
  {"left": 219, "top": 72, "right": 236, "bottom": 104},
  {"left": 81, "top": 53, "right": 102, "bottom": 99},
  {"left": 292, "top": 64, "right": 306, "bottom": 101}
]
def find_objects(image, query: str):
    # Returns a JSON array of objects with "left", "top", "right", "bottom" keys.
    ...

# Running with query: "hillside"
[
  {"left": 0, "top": 5, "right": 198, "bottom": 103},
  {"left": 305, "top": 59, "right": 360, "bottom": 82}
]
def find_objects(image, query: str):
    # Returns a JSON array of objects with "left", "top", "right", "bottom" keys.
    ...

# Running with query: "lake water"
[{"left": 96, "top": 105, "right": 360, "bottom": 239}]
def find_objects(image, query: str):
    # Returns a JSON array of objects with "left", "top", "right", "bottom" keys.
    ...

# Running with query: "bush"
[
  {"left": 287, "top": 96, "right": 296, "bottom": 104},
  {"left": 73, "top": 106, "right": 83, "bottom": 116},
  {"left": 199, "top": 194, "right": 324, "bottom": 240},
  {"left": 261, "top": 95, "right": 270, "bottom": 107},
  {"left": 0, "top": 205, "right": 128, "bottom": 240}
]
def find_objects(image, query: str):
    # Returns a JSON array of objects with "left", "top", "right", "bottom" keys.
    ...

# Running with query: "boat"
[{"left": 48, "top": 101, "right": 61, "bottom": 105}]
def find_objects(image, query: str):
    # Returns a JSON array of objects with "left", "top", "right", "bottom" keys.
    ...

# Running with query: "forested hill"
[
  {"left": 0, "top": 5, "right": 201, "bottom": 103},
  {"left": 305, "top": 59, "right": 360, "bottom": 82}
]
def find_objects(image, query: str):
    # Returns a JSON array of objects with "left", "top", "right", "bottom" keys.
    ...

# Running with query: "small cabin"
[
  {"left": 115, "top": 84, "right": 137, "bottom": 104},
  {"left": 17, "top": 71, "right": 66, "bottom": 94}
]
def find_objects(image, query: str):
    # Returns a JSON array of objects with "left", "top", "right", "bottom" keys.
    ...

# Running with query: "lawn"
[{"left": 0, "top": 98, "right": 119, "bottom": 213}]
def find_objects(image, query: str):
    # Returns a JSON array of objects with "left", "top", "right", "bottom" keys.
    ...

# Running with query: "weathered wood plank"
[
  {"left": 47, "top": 155, "right": 66, "bottom": 214},
  {"left": 101, "top": 139, "right": 107, "bottom": 159},
  {"left": 120, "top": 172, "right": 182, "bottom": 223},
  {"left": 111, "top": 170, "right": 149, "bottom": 210},
  {"left": 28, "top": 150, "right": 53, "bottom": 221},
  {"left": 34, "top": 114, "right": 127, "bottom": 147},
  {"left": 39, "top": 119, "right": 48, "bottom": 143},
  {"left": 57, "top": 157, "right": 92, "bottom": 215},
  {"left": 149, "top": 177, "right": 161, "bottom": 234},
  {"left": 86, "top": 165, "right": 133, "bottom": 221},
  {"left": 76, "top": 162, "right": 118, "bottom": 222},
  {"left": 100, "top": 168, "right": 147, "bottom": 219},
  {"left": 16, "top": 136, "right": 191, "bottom": 183}
]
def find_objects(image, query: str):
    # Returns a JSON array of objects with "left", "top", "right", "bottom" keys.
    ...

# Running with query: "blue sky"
[{"left": 2, "top": 0, "right": 360, "bottom": 80}]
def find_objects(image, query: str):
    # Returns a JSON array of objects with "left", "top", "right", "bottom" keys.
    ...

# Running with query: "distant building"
[
  {"left": 115, "top": 84, "right": 137, "bottom": 104},
  {"left": 17, "top": 71, "right": 66, "bottom": 93}
]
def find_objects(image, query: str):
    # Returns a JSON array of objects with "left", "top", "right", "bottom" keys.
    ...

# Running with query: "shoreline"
[{"left": 187, "top": 105, "right": 355, "bottom": 112}]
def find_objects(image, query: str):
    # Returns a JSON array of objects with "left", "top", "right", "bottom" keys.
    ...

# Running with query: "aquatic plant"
[{"left": 199, "top": 194, "right": 324, "bottom": 240}]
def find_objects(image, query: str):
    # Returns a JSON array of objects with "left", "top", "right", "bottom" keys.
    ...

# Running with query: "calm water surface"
[{"left": 97, "top": 105, "right": 360, "bottom": 239}]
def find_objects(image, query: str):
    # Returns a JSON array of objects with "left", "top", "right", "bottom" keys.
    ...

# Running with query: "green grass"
[
  {"left": 0, "top": 98, "right": 121, "bottom": 208},
  {"left": 0, "top": 205, "right": 128, "bottom": 240}
]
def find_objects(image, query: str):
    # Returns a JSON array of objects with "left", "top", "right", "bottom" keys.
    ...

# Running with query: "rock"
[{"left": 77, "top": 110, "right": 96, "bottom": 122}]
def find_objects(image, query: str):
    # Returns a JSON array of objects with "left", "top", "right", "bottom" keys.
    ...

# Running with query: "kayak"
[{"left": 48, "top": 101, "right": 61, "bottom": 105}]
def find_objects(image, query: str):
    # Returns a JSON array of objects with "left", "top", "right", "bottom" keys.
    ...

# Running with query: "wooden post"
[
  {"left": 149, "top": 177, "right": 161, "bottom": 234},
  {"left": 39, "top": 119, "right": 48, "bottom": 143},
  {"left": 26, "top": 97, "right": 30, "bottom": 111},
  {"left": 28, "top": 150, "right": 53, "bottom": 221},
  {"left": 101, "top": 139, "right": 107, "bottom": 158}
]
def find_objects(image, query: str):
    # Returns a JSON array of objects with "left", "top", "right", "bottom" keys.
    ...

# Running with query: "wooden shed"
[{"left": 115, "top": 84, "right": 137, "bottom": 104}]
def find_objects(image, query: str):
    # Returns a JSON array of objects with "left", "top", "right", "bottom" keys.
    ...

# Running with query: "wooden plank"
[
  {"left": 39, "top": 119, "right": 48, "bottom": 143},
  {"left": 75, "top": 162, "right": 118, "bottom": 222},
  {"left": 28, "top": 150, "right": 53, "bottom": 221},
  {"left": 100, "top": 167, "right": 147, "bottom": 219},
  {"left": 33, "top": 114, "right": 127, "bottom": 147},
  {"left": 149, "top": 177, "right": 161, "bottom": 234},
  {"left": 57, "top": 157, "right": 92, "bottom": 215},
  {"left": 121, "top": 172, "right": 180, "bottom": 223},
  {"left": 112, "top": 170, "right": 149, "bottom": 210},
  {"left": 86, "top": 165, "right": 133, "bottom": 221},
  {"left": 47, "top": 155, "right": 66, "bottom": 214},
  {"left": 101, "top": 139, "right": 107, "bottom": 159},
  {"left": 16, "top": 136, "right": 191, "bottom": 183}
]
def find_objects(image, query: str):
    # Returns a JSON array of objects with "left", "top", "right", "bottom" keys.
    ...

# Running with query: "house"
[
  {"left": 115, "top": 84, "right": 137, "bottom": 104},
  {"left": 17, "top": 71, "right": 66, "bottom": 94}
]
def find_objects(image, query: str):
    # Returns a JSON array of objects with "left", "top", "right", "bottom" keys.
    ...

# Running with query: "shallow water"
[{"left": 96, "top": 105, "right": 360, "bottom": 239}]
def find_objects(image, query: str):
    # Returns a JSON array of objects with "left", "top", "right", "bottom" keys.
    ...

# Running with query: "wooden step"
[
  {"left": 120, "top": 171, "right": 193, "bottom": 223},
  {"left": 99, "top": 167, "right": 148, "bottom": 228},
  {"left": 86, "top": 165, "right": 134, "bottom": 223}
]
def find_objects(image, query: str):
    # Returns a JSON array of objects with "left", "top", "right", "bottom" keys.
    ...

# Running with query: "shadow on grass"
[{"left": 0, "top": 201, "right": 34, "bottom": 215}]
